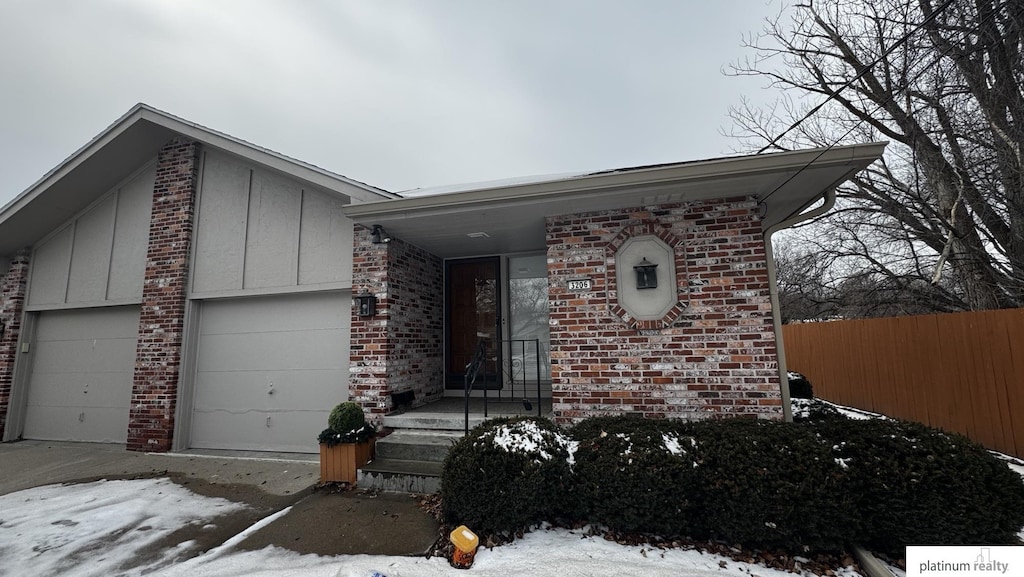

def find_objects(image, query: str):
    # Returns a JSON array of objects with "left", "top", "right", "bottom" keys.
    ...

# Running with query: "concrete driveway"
[
  {"left": 0, "top": 439, "right": 441, "bottom": 558},
  {"left": 0, "top": 439, "right": 320, "bottom": 497}
]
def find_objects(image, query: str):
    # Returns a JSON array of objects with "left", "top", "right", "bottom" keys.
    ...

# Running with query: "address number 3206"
[{"left": 568, "top": 279, "right": 592, "bottom": 291}]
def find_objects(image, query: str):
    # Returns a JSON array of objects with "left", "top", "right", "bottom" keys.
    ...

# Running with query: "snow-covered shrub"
[
  {"left": 440, "top": 417, "right": 575, "bottom": 533},
  {"left": 787, "top": 371, "right": 814, "bottom": 399},
  {"left": 811, "top": 417, "right": 1024, "bottom": 556},
  {"left": 687, "top": 418, "right": 860, "bottom": 552},
  {"left": 790, "top": 397, "right": 843, "bottom": 422},
  {"left": 571, "top": 416, "right": 701, "bottom": 536}
]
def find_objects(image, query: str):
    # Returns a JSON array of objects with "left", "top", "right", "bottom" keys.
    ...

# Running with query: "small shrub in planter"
[
  {"left": 811, "top": 417, "right": 1024, "bottom": 556},
  {"left": 687, "top": 419, "right": 860, "bottom": 552},
  {"left": 317, "top": 401, "right": 376, "bottom": 485},
  {"left": 571, "top": 416, "right": 701, "bottom": 537},
  {"left": 440, "top": 417, "right": 575, "bottom": 534}
]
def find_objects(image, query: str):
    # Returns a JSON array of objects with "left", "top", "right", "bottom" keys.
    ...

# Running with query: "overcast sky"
[{"left": 0, "top": 0, "right": 788, "bottom": 206}]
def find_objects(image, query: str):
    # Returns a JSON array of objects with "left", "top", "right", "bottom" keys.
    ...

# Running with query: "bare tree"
[
  {"left": 731, "top": 0, "right": 1024, "bottom": 315},
  {"left": 773, "top": 239, "right": 837, "bottom": 322}
]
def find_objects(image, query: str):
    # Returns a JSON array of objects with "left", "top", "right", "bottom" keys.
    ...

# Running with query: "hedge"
[
  {"left": 440, "top": 417, "right": 575, "bottom": 533},
  {"left": 571, "top": 416, "right": 700, "bottom": 536},
  {"left": 440, "top": 413, "right": 1024, "bottom": 555}
]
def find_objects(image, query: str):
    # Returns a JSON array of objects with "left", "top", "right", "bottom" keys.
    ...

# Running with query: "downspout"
[{"left": 762, "top": 187, "right": 837, "bottom": 422}]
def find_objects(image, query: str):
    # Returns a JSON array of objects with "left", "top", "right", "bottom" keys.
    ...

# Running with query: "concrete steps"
[
  {"left": 357, "top": 400, "right": 551, "bottom": 493},
  {"left": 380, "top": 412, "right": 486, "bottom": 432},
  {"left": 375, "top": 429, "right": 463, "bottom": 462},
  {"left": 358, "top": 457, "right": 445, "bottom": 493},
  {"left": 358, "top": 413, "right": 471, "bottom": 493}
]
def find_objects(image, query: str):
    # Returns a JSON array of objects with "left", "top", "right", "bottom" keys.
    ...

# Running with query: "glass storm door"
[
  {"left": 446, "top": 258, "right": 501, "bottom": 388},
  {"left": 507, "top": 254, "right": 551, "bottom": 385}
]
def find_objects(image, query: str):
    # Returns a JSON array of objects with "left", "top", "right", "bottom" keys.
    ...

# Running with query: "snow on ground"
[
  {"left": 133, "top": 527, "right": 869, "bottom": 577},
  {"left": 822, "top": 400, "right": 888, "bottom": 420},
  {"left": 0, "top": 478, "right": 864, "bottom": 577},
  {"left": 3, "top": 400, "right": 1022, "bottom": 577},
  {"left": 0, "top": 478, "right": 247, "bottom": 576}
]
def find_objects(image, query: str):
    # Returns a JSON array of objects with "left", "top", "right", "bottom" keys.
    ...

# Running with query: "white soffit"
[{"left": 345, "top": 142, "right": 887, "bottom": 258}]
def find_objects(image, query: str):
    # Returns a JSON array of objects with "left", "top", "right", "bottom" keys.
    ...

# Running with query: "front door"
[{"left": 446, "top": 258, "right": 501, "bottom": 388}]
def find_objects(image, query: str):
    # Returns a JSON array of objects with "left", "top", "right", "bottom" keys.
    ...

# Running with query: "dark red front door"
[{"left": 446, "top": 258, "right": 500, "bottom": 388}]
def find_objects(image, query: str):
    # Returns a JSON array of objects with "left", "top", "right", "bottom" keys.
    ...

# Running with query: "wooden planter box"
[{"left": 319, "top": 438, "right": 375, "bottom": 485}]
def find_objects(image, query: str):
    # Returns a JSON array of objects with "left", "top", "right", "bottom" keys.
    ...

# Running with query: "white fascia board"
[
  {"left": 345, "top": 142, "right": 888, "bottom": 219},
  {"left": 0, "top": 104, "right": 150, "bottom": 223},
  {"left": 135, "top": 106, "right": 397, "bottom": 202},
  {"left": 0, "top": 104, "right": 396, "bottom": 227}
]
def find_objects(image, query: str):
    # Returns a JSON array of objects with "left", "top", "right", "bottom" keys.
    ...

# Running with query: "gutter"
[
  {"left": 344, "top": 143, "right": 883, "bottom": 219},
  {"left": 762, "top": 186, "right": 837, "bottom": 423}
]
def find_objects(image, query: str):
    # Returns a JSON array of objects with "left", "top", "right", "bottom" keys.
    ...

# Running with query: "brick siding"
[
  {"left": 0, "top": 251, "right": 30, "bottom": 438},
  {"left": 546, "top": 198, "right": 781, "bottom": 424},
  {"left": 349, "top": 226, "right": 444, "bottom": 420},
  {"left": 126, "top": 138, "right": 200, "bottom": 452}
]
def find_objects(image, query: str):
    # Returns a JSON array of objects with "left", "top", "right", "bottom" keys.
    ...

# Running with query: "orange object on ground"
[{"left": 450, "top": 525, "right": 479, "bottom": 569}]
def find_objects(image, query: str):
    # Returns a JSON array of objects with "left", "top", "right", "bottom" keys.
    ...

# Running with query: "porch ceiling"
[{"left": 344, "top": 142, "right": 887, "bottom": 259}]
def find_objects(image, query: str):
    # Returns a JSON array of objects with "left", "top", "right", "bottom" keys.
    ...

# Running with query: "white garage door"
[
  {"left": 190, "top": 291, "right": 350, "bottom": 453},
  {"left": 23, "top": 306, "right": 140, "bottom": 443}
]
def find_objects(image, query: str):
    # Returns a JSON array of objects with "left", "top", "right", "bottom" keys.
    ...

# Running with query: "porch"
[
  {"left": 359, "top": 394, "right": 554, "bottom": 493},
  {"left": 390, "top": 395, "right": 554, "bottom": 427}
]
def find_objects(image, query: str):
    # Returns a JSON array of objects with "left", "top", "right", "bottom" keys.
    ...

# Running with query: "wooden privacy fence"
[{"left": 782, "top": 308, "right": 1024, "bottom": 459}]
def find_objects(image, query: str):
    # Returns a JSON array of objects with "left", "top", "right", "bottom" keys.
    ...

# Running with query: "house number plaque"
[{"left": 568, "top": 278, "right": 593, "bottom": 291}]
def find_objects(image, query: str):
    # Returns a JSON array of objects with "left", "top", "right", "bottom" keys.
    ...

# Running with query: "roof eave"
[
  {"left": 132, "top": 105, "right": 399, "bottom": 202},
  {"left": 0, "top": 103, "right": 397, "bottom": 227},
  {"left": 345, "top": 142, "right": 888, "bottom": 220}
]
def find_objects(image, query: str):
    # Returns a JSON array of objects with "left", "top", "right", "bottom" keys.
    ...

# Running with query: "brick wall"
[
  {"left": 0, "top": 251, "right": 30, "bottom": 438},
  {"left": 127, "top": 138, "right": 200, "bottom": 452},
  {"left": 349, "top": 227, "right": 444, "bottom": 420},
  {"left": 546, "top": 198, "right": 781, "bottom": 424}
]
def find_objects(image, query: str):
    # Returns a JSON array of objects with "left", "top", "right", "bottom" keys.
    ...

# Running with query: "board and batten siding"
[
  {"left": 190, "top": 150, "right": 354, "bottom": 296},
  {"left": 26, "top": 163, "right": 155, "bottom": 308}
]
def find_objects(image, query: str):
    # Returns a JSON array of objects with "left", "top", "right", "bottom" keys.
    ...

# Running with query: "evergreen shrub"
[
  {"left": 787, "top": 371, "right": 814, "bottom": 399},
  {"left": 686, "top": 419, "right": 860, "bottom": 552},
  {"left": 570, "top": 416, "right": 700, "bottom": 536},
  {"left": 811, "top": 417, "right": 1024, "bottom": 556},
  {"left": 317, "top": 401, "right": 375, "bottom": 446},
  {"left": 440, "top": 417, "right": 575, "bottom": 534},
  {"left": 439, "top": 412, "right": 1024, "bottom": 555},
  {"left": 328, "top": 401, "right": 366, "bottom": 433},
  {"left": 791, "top": 398, "right": 843, "bottom": 422}
]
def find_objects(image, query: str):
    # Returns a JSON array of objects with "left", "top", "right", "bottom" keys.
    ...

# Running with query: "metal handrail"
[
  {"left": 463, "top": 339, "right": 487, "bottom": 435},
  {"left": 463, "top": 338, "right": 544, "bottom": 435}
]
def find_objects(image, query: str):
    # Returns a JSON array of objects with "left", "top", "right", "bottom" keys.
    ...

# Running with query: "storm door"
[
  {"left": 445, "top": 258, "right": 501, "bottom": 389},
  {"left": 506, "top": 254, "right": 551, "bottom": 388}
]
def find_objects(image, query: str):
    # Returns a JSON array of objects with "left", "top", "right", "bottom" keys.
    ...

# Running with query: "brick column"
[
  {"left": 0, "top": 250, "right": 30, "bottom": 438},
  {"left": 349, "top": 226, "right": 444, "bottom": 421},
  {"left": 127, "top": 138, "right": 200, "bottom": 452},
  {"left": 349, "top": 225, "right": 391, "bottom": 418}
]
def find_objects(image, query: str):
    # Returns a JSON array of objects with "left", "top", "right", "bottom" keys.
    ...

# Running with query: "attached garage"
[
  {"left": 22, "top": 306, "right": 141, "bottom": 443},
  {"left": 189, "top": 291, "right": 350, "bottom": 453}
]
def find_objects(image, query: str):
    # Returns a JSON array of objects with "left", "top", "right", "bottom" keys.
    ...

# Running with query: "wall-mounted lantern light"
[
  {"left": 355, "top": 290, "right": 377, "bottom": 317},
  {"left": 371, "top": 224, "right": 390, "bottom": 244},
  {"left": 633, "top": 257, "right": 658, "bottom": 289}
]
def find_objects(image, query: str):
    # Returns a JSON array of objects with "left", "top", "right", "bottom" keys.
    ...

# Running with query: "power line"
[
  {"left": 756, "top": 0, "right": 957, "bottom": 155},
  {"left": 757, "top": 0, "right": 972, "bottom": 209}
]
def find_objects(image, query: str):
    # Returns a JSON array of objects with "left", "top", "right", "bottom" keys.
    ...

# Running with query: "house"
[{"left": 0, "top": 104, "right": 885, "bottom": 454}]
